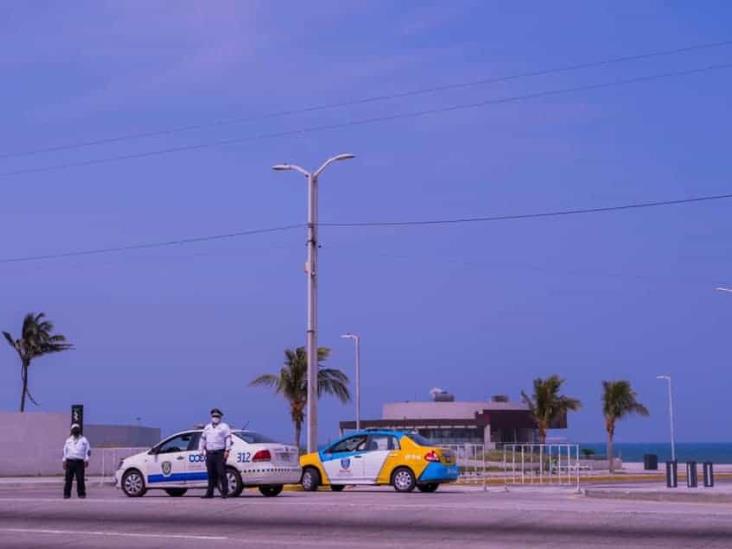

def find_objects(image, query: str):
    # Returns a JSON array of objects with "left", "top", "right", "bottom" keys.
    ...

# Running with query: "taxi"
[
  {"left": 116, "top": 429, "right": 300, "bottom": 497},
  {"left": 300, "top": 429, "right": 458, "bottom": 492}
]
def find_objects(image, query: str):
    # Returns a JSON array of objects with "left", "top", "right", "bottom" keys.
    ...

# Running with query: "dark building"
[{"left": 340, "top": 394, "right": 567, "bottom": 448}]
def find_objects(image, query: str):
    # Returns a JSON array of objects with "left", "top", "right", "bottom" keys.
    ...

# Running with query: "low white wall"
[{"left": 0, "top": 411, "right": 151, "bottom": 477}]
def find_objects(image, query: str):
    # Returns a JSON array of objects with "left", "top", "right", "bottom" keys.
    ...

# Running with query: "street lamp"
[
  {"left": 656, "top": 375, "right": 676, "bottom": 462},
  {"left": 273, "top": 153, "right": 355, "bottom": 452},
  {"left": 341, "top": 333, "right": 361, "bottom": 431}
]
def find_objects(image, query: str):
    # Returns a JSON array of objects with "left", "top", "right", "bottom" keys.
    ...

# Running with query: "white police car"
[{"left": 115, "top": 429, "right": 301, "bottom": 497}]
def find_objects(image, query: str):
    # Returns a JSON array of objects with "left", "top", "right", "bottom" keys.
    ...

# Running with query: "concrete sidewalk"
[
  {"left": 0, "top": 476, "right": 115, "bottom": 488},
  {"left": 584, "top": 481, "right": 732, "bottom": 503}
]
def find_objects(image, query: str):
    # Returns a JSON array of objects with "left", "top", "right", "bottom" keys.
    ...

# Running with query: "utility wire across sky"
[
  {"left": 1, "top": 38, "right": 730, "bottom": 161},
  {"left": 1, "top": 62, "right": 732, "bottom": 179},
  {"left": 2, "top": 192, "right": 730, "bottom": 265}
]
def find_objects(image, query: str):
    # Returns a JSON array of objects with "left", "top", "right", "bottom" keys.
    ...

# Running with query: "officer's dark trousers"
[
  {"left": 64, "top": 459, "right": 86, "bottom": 498},
  {"left": 205, "top": 450, "right": 228, "bottom": 496}
]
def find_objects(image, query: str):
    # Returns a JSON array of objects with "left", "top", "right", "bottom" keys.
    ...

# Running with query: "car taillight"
[
  {"left": 252, "top": 449, "right": 271, "bottom": 462},
  {"left": 424, "top": 450, "right": 440, "bottom": 462}
]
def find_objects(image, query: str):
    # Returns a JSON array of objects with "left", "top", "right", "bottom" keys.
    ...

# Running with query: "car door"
[
  {"left": 184, "top": 432, "right": 209, "bottom": 487},
  {"left": 362, "top": 434, "right": 400, "bottom": 483},
  {"left": 321, "top": 435, "right": 368, "bottom": 483},
  {"left": 147, "top": 432, "right": 197, "bottom": 487}
]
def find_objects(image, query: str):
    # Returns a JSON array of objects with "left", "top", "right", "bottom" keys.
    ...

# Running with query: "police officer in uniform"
[
  {"left": 62, "top": 423, "right": 91, "bottom": 499},
  {"left": 199, "top": 408, "right": 232, "bottom": 498}
]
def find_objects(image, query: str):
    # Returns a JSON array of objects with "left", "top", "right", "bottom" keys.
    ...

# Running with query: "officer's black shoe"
[
  {"left": 221, "top": 494, "right": 228, "bottom": 499},
  {"left": 201, "top": 494, "right": 214, "bottom": 499},
  {"left": 79, "top": 495, "right": 86, "bottom": 499},
  {"left": 63, "top": 496, "right": 70, "bottom": 499}
]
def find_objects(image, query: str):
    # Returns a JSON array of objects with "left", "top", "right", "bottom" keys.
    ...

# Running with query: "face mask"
[
  {"left": 71, "top": 429, "right": 80, "bottom": 437},
  {"left": 211, "top": 417, "right": 221, "bottom": 425}
]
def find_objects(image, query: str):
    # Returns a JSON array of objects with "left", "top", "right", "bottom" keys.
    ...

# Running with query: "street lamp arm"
[
  {"left": 314, "top": 153, "right": 355, "bottom": 177},
  {"left": 272, "top": 163, "right": 310, "bottom": 177}
]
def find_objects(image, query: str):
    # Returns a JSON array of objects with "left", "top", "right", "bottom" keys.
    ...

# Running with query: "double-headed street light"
[
  {"left": 273, "top": 153, "right": 355, "bottom": 453},
  {"left": 656, "top": 375, "right": 676, "bottom": 462},
  {"left": 341, "top": 333, "right": 361, "bottom": 431}
]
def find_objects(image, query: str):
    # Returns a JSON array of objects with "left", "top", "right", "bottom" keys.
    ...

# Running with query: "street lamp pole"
[
  {"left": 656, "top": 375, "right": 676, "bottom": 462},
  {"left": 341, "top": 333, "right": 361, "bottom": 430},
  {"left": 273, "top": 154, "right": 355, "bottom": 453}
]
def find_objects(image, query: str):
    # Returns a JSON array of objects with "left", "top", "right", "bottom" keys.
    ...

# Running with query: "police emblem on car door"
[{"left": 321, "top": 435, "right": 367, "bottom": 483}]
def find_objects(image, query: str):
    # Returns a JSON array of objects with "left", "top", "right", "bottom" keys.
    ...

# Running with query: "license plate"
[{"left": 277, "top": 452, "right": 293, "bottom": 461}]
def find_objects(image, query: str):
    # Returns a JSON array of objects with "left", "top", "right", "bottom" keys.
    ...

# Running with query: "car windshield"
[
  {"left": 233, "top": 431, "right": 277, "bottom": 444},
  {"left": 406, "top": 433, "right": 434, "bottom": 447}
]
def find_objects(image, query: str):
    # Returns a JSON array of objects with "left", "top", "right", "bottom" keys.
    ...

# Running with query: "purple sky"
[{"left": 1, "top": 1, "right": 731, "bottom": 444}]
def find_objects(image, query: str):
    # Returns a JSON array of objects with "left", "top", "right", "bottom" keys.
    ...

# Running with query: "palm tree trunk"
[
  {"left": 538, "top": 424, "right": 547, "bottom": 444},
  {"left": 294, "top": 421, "right": 302, "bottom": 451},
  {"left": 19, "top": 363, "right": 28, "bottom": 413},
  {"left": 607, "top": 431, "right": 614, "bottom": 474}
]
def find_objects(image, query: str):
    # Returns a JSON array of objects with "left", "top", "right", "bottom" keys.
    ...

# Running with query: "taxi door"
[
  {"left": 147, "top": 432, "right": 197, "bottom": 486},
  {"left": 321, "top": 434, "right": 368, "bottom": 484},
  {"left": 361, "top": 434, "right": 400, "bottom": 482}
]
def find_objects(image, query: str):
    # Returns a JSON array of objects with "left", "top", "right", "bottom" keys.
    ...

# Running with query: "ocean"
[{"left": 578, "top": 442, "right": 732, "bottom": 463}]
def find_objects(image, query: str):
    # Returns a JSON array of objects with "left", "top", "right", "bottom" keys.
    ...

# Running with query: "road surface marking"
[{"left": 0, "top": 527, "right": 227, "bottom": 541}]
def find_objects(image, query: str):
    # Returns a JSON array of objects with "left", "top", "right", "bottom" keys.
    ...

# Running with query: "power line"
[
  {"left": 320, "top": 193, "right": 732, "bottom": 227},
  {"left": 2, "top": 192, "right": 730, "bottom": 265},
  {"left": 2, "top": 39, "right": 730, "bottom": 161},
  {"left": 2, "top": 62, "right": 731, "bottom": 180},
  {"left": 0, "top": 224, "right": 302, "bottom": 264}
]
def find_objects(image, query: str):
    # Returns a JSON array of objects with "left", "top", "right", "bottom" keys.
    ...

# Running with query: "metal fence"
[
  {"left": 502, "top": 444, "right": 581, "bottom": 488},
  {"left": 95, "top": 447, "right": 148, "bottom": 485},
  {"left": 440, "top": 443, "right": 488, "bottom": 489}
]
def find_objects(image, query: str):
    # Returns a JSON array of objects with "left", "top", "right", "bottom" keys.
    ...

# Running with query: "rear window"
[
  {"left": 406, "top": 433, "right": 434, "bottom": 447},
  {"left": 234, "top": 431, "right": 277, "bottom": 444}
]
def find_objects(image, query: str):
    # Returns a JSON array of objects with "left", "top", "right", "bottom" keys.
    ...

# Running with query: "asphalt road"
[{"left": 0, "top": 485, "right": 731, "bottom": 548}]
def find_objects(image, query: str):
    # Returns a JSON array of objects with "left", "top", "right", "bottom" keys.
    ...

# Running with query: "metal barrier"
[
  {"left": 95, "top": 447, "right": 148, "bottom": 485},
  {"left": 502, "top": 444, "right": 581, "bottom": 489},
  {"left": 440, "top": 444, "right": 487, "bottom": 490}
]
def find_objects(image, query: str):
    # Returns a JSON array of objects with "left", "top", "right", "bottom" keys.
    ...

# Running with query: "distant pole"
[
  {"left": 273, "top": 154, "right": 355, "bottom": 453},
  {"left": 657, "top": 375, "right": 676, "bottom": 461},
  {"left": 341, "top": 333, "right": 361, "bottom": 430}
]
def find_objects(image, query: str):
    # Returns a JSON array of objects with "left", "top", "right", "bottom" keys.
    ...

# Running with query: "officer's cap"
[
  {"left": 70, "top": 423, "right": 81, "bottom": 431},
  {"left": 210, "top": 408, "right": 223, "bottom": 417}
]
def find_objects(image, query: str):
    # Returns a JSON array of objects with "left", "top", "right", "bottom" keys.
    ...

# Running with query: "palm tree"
[
  {"left": 602, "top": 380, "right": 649, "bottom": 473},
  {"left": 250, "top": 347, "right": 350, "bottom": 449},
  {"left": 521, "top": 375, "right": 581, "bottom": 444},
  {"left": 3, "top": 313, "right": 73, "bottom": 412}
]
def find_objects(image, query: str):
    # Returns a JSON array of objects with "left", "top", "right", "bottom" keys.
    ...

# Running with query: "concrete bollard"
[
  {"left": 686, "top": 461, "right": 698, "bottom": 488},
  {"left": 665, "top": 460, "right": 678, "bottom": 488},
  {"left": 703, "top": 462, "right": 714, "bottom": 488}
]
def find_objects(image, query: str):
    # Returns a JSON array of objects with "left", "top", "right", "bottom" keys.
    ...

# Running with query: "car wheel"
[
  {"left": 258, "top": 485, "right": 284, "bottom": 497},
  {"left": 121, "top": 469, "right": 147, "bottom": 498},
  {"left": 417, "top": 483, "right": 439, "bottom": 493},
  {"left": 226, "top": 467, "right": 244, "bottom": 497},
  {"left": 392, "top": 467, "right": 416, "bottom": 493},
  {"left": 330, "top": 485, "right": 346, "bottom": 492},
  {"left": 301, "top": 467, "right": 320, "bottom": 492},
  {"left": 164, "top": 488, "right": 188, "bottom": 497}
]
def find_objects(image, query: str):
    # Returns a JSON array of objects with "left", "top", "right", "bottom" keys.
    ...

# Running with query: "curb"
[{"left": 584, "top": 488, "right": 732, "bottom": 504}]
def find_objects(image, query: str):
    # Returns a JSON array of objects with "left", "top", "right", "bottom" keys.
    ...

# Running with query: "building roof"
[{"left": 383, "top": 400, "right": 528, "bottom": 421}]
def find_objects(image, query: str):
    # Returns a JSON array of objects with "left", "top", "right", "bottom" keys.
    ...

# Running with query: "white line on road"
[{"left": 0, "top": 527, "right": 227, "bottom": 541}]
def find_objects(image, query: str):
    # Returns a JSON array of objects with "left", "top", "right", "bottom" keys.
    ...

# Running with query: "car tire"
[
  {"left": 417, "top": 483, "right": 439, "bottom": 493},
  {"left": 330, "top": 485, "right": 346, "bottom": 492},
  {"left": 258, "top": 485, "right": 284, "bottom": 497},
  {"left": 164, "top": 488, "right": 188, "bottom": 497},
  {"left": 391, "top": 467, "right": 416, "bottom": 493},
  {"left": 226, "top": 467, "right": 244, "bottom": 497},
  {"left": 121, "top": 469, "right": 147, "bottom": 498},
  {"left": 301, "top": 467, "right": 321, "bottom": 492}
]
